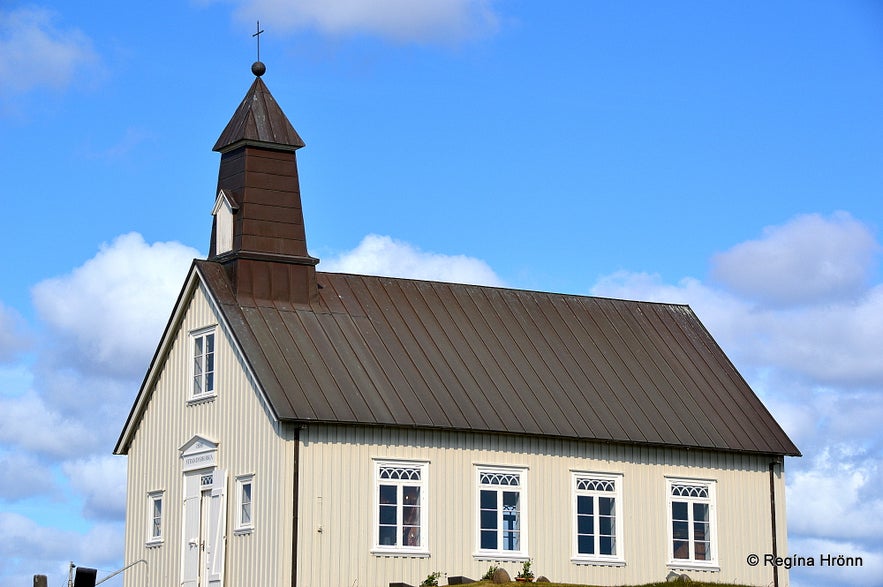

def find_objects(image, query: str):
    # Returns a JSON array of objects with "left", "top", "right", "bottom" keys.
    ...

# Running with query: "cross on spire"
[{"left": 253, "top": 21, "right": 265, "bottom": 62}]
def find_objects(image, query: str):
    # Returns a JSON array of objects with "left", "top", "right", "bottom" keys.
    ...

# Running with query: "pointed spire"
[{"left": 213, "top": 64, "right": 305, "bottom": 153}]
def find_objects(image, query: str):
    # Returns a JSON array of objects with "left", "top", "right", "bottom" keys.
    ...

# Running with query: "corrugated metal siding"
[
  {"left": 196, "top": 263, "right": 799, "bottom": 457},
  {"left": 297, "top": 424, "right": 788, "bottom": 587},
  {"left": 123, "top": 283, "right": 295, "bottom": 587}
]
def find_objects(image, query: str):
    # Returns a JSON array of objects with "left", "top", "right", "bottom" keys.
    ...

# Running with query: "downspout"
[
  {"left": 292, "top": 426, "right": 301, "bottom": 587},
  {"left": 769, "top": 458, "right": 780, "bottom": 587}
]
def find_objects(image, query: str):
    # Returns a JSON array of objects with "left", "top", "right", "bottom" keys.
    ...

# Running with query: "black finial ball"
[{"left": 252, "top": 61, "right": 266, "bottom": 77}]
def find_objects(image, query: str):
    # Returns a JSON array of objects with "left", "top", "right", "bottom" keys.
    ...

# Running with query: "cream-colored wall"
[
  {"left": 297, "top": 424, "right": 789, "bottom": 587},
  {"left": 123, "top": 282, "right": 295, "bottom": 587}
]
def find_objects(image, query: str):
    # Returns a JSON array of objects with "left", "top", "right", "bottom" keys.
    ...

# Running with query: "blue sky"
[{"left": 1, "top": 1, "right": 882, "bottom": 585}]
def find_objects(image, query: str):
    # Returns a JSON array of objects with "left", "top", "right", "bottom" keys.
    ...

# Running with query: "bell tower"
[{"left": 209, "top": 61, "right": 319, "bottom": 306}]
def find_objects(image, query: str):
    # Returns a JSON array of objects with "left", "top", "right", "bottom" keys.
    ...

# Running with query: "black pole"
[{"left": 769, "top": 460, "right": 780, "bottom": 587}]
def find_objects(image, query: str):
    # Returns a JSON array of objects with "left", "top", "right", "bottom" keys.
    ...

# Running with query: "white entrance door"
[
  {"left": 182, "top": 469, "right": 227, "bottom": 587},
  {"left": 199, "top": 484, "right": 212, "bottom": 587}
]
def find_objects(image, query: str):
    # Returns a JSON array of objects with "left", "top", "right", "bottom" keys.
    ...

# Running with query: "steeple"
[{"left": 209, "top": 61, "right": 319, "bottom": 306}]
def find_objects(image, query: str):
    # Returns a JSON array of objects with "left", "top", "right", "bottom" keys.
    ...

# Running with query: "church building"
[{"left": 114, "top": 62, "right": 800, "bottom": 587}]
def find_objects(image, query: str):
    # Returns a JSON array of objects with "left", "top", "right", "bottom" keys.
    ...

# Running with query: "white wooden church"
[{"left": 114, "top": 62, "right": 800, "bottom": 587}]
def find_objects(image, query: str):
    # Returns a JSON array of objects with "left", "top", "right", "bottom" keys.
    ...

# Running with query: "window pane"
[
  {"left": 599, "top": 515, "right": 614, "bottom": 536},
  {"left": 379, "top": 504, "right": 396, "bottom": 525},
  {"left": 502, "top": 491, "right": 520, "bottom": 532},
  {"left": 694, "top": 521, "right": 709, "bottom": 541},
  {"left": 673, "top": 540, "right": 690, "bottom": 559},
  {"left": 480, "top": 529, "right": 497, "bottom": 550},
  {"left": 577, "top": 534, "right": 594, "bottom": 555},
  {"left": 672, "top": 520, "right": 689, "bottom": 540},
  {"left": 480, "top": 509, "right": 497, "bottom": 530},
  {"left": 502, "top": 490, "right": 519, "bottom": 509},
  {"left": 151, "top": 497, "right": 162, "bottom": 538},
  {"left": 379, "top": 484, "right": 397, "bottom": 504},
  {"left": 195, "top": 338, "right": 203, "bottom": 355},
  {"left": 379, "top": 525, "right": 396, "bottom": 546},
  {"left": 480, "top": 489, "right": 497, "bottom": 510},
  {"left": 577, "top": 513, "right": 593, "bottom": 535},
  {"left": 599, "top": 496, "right": 614, "bottom": 516},
  {"left": 241, "top": 502, "right": 251, "bottom": 524},
  {"left": 503, "top": 529, "right": 520, "bottom": 551},
  {"left": 402, "top": 505, "right": 420, "bottom": 526},
  {"left": 206, "top": 333, "right": 214, "bottom": 353},
  {"left": 206, "top": 372, "right": 214, "bottom": 393},
  {"left": 672, "top": 501, "right": 688, "bottom": 521},
  {"left": 693, "top": 503, "right": 709, "bottom": 523},
  {"left": 402, "top": 486, "right": 420, "bottom": 506},
  {"left": 600, "top": 536, "right": 614, "bottom": 555},
  {"left": 695, "top": 540, "right": 711, "bottom": 560},
  {"left": 403, "top": 526, "right": 420, "bottom": 547},
  {"left": 577, "top": 494, "right": 593, "bottom": 515},
  {"left": 503, "top": 506, "right": 519, "bottom": 532}
]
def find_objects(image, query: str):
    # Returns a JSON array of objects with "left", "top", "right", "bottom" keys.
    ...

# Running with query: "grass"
[{"left": 446, "top": 582, "right": 752, "bottom": 587}]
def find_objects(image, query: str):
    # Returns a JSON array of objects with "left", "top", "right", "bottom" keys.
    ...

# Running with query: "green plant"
[
  {"left": 421, "top": 571, "right": 443, "bottom": 587},
  {"left": 481, "top": 565, "right": 500, "bottom": 580},
  {"left": 516, "top": 558, "right": 535, "bottom": 580}
]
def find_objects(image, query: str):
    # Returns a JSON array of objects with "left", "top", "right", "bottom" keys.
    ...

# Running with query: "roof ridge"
[{"left": 314, "top": 270, "right": 694, "bottom": 308}]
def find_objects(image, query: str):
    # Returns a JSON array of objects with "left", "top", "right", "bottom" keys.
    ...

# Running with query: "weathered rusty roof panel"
[{"left": 198, "top": 263, "right": 800, "bottom": 456}]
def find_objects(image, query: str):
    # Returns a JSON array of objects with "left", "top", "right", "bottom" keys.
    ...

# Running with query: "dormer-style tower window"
[{"left": 212, "top": 190, "right": 239, "bottom": 256}]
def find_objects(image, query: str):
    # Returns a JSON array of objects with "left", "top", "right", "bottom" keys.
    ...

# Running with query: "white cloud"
[
  {"left": 788, "top": 537, "right": 883, "bottom": 587},
  {"left": 0, "top": 450, "right": 56, "bottom": 501},
  {"left": 0, "top": 513, "right": 123, "bottom": 585},
  {"left": 787, "top": 446, "right": 883, "bottom": 542},
  {"left": 711, "top": 212, "right": 879, "bottom": 306},
  {"left": 227, "top": 0, "right": 500, "bottom": 44},
  {"left": 32, "top": 232, "right": 199, "bottom": 379},
  {"left": 0, "top": 6, "right": 99, "bottom": 95},
  {"left": 0, "top": 390, "right": 96, "bottom": 458},
  {"left": 62, "top": 456, "right": 127, "bottom": 521},
  {"left": 323, "top": 233, "right": 505, "bottom": 286},
  {"left": 0, "top": 301, "right": 31, "bottom": 363}
]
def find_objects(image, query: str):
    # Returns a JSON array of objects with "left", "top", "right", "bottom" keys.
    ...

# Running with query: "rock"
[
  {"left": 491, "top": 567, "right": 511, "bottom": 584},
  {"left": 536, "top": 576, "right": 551, "bottom": 583}
]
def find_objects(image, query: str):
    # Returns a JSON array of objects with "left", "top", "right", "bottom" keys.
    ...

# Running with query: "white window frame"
[
  {"left": 212, "top": 190, "right": 236, "bottom": 255},
  {"left": 571, "top": 471, "right": 625, "bottom": 566},
  {"left": 371, "top": 459, "right": 429, "bottom": 556},
  {"left": 234, "top": 474, "right": 255, "bottom": 534},
  {"left": 474, "top": 465, "right": 529, "bottom": 561},
  {"left": 190, "top": 327, "right": 217, "bottom": 402},
  {"left": 666, "top": 477, "right": 719, "bottom": 571},
  {"left": 147, "top": 490, "right": 164, "bottom": 546}
]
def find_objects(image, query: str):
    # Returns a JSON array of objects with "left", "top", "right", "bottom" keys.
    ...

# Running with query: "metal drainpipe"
[
  {"left": 769, "top": 459, "right": 780, "bottom": 587},
  {"left": 292, "top": 426, "right": 301, "bottom": 587}
]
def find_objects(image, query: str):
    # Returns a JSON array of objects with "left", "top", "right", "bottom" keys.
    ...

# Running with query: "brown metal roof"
[
  {"left": 197, "top": 260, "right": 800, "bottom": 456},
  {"left": 213, "top": 76, "right": 305, "bottom": 153}
]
